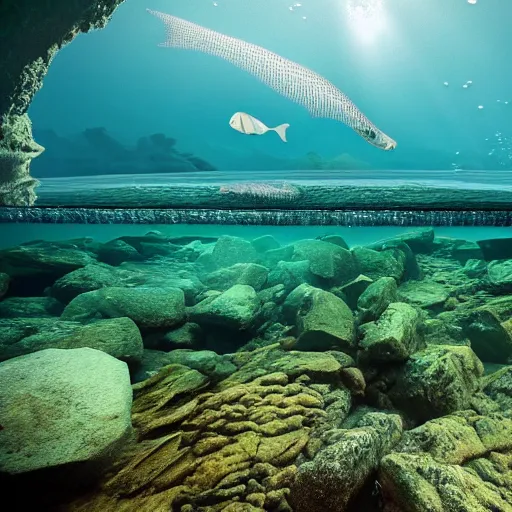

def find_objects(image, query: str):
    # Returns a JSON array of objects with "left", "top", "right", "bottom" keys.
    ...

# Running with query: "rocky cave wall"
[{"left": 0, "top": 0, "right": 125, "bottom": 206}]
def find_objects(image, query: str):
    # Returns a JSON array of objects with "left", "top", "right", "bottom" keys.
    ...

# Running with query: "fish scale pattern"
[{"left": 148, "top": 9, "right": 396, "bottom": 151}]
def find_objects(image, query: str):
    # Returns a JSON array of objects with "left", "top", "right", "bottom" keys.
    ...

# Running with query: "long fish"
[{"left": 147, "top": 9, "right": 397, "bottom": 151}]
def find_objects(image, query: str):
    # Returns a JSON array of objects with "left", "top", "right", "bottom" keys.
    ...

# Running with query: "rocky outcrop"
[
  {"left": 0, "top": 1, "right": 125, "bottom": 205},
  {"left": 0, "top": 347, "right": 133, "bottom": 474},
  {"left": 380, "top": 411, "right": 512, "bottom": 511},
  {"left": 283, "top": 284, "right": 355, "bottom": 352},
  {"left": 61, "top": 286, "right": 186, "bottom": 330},
  {"left": 0, "top": 316, "right": 144, "bottom": 363},
  {"left": 290, "top": 412, "right": 403, "bottom": 511},
  {"left": 358, "top": 302, "right": 423, "bottom": 364},
  {"left": 389, "top": 345, "right": 484, "bottom": 422}
]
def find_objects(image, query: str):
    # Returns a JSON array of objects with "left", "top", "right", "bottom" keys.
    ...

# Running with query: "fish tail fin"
[
  {"left": 273, "top": 123, "right": 290, "bottom": 143},
  {"left": 147, "top": 9, "right": 209, "bottom": 50}
]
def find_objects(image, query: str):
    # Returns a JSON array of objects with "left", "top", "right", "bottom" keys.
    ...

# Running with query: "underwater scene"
[{"left": 1, "top": 0, "right": 512, "bottom": 511}]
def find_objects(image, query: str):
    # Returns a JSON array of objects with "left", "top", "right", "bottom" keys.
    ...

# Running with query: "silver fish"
[
  {"left": 229, "top": 112, "right": 290, "bottom": 142},
  {"left": 147, "top": 9, "right": 397, "bottom": 151}
]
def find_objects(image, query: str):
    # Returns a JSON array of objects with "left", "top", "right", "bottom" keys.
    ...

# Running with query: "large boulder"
[
  {"left": 380, "top": 412, "right": 512, "bottom": 512},
  {"left": 367, "top": 228, "right": 434, "bottom": 254},
  {"left": 292, "top": 240, "right": 359, "bottom": 285},
  {"left": 0, "top": 317, "right": 144, "bottom": 364},
  {"left": 357, "top": 276, "right": 398, "bottom": 323},
  {"left": 0, "top": 296, "right": 63, "bottom": 318},
  {"left": 0, "top": 242, "right": 96, "bottom": 295},
  {"left": 389, "top": 345, "right": 484, "bottom": 422},
  {"left": 210, "top": 236, "right": 258, "bottom": 268},
  {"left": 201, "top": 263, "right": 269, "bottom": 292},
  {"left": 290, "top": 412, "right": 402, "bottom": 511},
  {"left": 0, "top": 348, "right": 133, "bottom": 474},
  {"left": 50, "top": 263, "right": 119, "bottom": 303},
  {"left": 189, "top": 284, "right": 261, "bottom": 331},
  {"left": 251, "top": 234, "right": 280, "bottom": 252},
  {"left": 97, "top": 239, "right": 141, "bottom": 266},
  {"left": 380, "top": 451, "right": 512, "bottom": 511},
  {"left": 283, "top": 284, "right": 355, "bottom": 352},
  {"left": 483, "top": 365, "right": 512, "bottom": 412},
  {"left": 61, "top": 286, "right": 186, "bottom": 330},
  {"left": 267, "top": 260, "right": 319, "bottom": 292},
  {"left": 0, "top": 272, "right": 9, "bottom": 299},
  {"left": 398, "top": 280, "right": 450, "bottom": 309},
  {"left": 358, "top": 302, "right": 423, "bottom": 363},
  {"left": 351, "top": 246, "right": 404, "bottom": 282}
]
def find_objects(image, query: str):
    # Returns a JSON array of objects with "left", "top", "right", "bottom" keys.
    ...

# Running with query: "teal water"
[{"left": 27, "top": 0, "right": 512, "bottom": 180}]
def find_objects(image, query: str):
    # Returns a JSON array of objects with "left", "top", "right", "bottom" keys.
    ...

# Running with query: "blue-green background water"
[{"left": 28, "top": 0, "right": 512, "bottom": 177}]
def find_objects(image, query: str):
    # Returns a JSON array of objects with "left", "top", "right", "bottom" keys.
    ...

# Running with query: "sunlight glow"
[{"left": 346, "top": 0, "right": 388, "bottom": 46}]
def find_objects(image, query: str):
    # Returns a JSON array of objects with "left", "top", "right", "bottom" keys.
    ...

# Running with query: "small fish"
[{"left": 229, "top": 112, "right": 290, "bottom": 142}]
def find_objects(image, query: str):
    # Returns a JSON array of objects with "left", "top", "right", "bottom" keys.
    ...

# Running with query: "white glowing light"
[{"left": 346, "top": 0, "right": 387, "bottom": 45}]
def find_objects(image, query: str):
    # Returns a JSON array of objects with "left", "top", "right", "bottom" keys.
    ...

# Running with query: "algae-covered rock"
[
  {"left": 202, "top": 263, "right": 269, "bottom": 292},
  {"left": 453, "top": 241, "right": 484, "bottom": 264},
  {"left": 220, "top": 344, "right": 347, "bottom": 387},
  {"left": 50, "top": 263, "right": 119, "bottom": 303},
  {"left": 292, "top": 239, "right": 358, "bottom": 284},
  {"left": 464, "top": 308, "right": 512, "bottom": 364},
  {"left": 283, "top": 283, "right": 355, "bottom": 352},
  {"left": 211, "top": 236, "right": 258, "bottom": 268},
  {"left": 368, "top": 229, "right": 435, "bottom": 254},
  {"left": 352, "top": 246, "right": 404, "bottom": 282},
  {"left": 398, "top": 280, "right": 450, "bottom": 309},
  {"left": 61, "top": 286, "right": 186, "bottom": 330},
  {"left": 152, "top": 322, "right": 205, "bottom": 351},
  {"left": 290, "top": 412, "right": 402, "bottom": 512},
  {"left": 136, "top": 349, "right": 237, "bottom": 383},
  {"left": 389, "top": 345, "right": 484, "bottom": 422},
  {"left": 97, "top": 239, "right": 141, "bottom": 266},
  {"left": 0, "top": 242, "right": 96, "bottom": 295},
  {"left": 357, "top": 276, "right": 398, "bottom": 323},
  {"left": 0, "top": 348, "right": 133, "bottom": 474},
  {"left": 189, "top": 284, "right": 261, "bottom": 330},
  {"left": 379, "top": 452, "right": 512, "bottom": 512},
  {"left": 462, "top": 258, "right": 487, "bottom": 278},
  {"left": 488, "top": 259, "right": 512, "bottom": 292},
  {"left": 316, "top": 234, "right": 349, "bottom": 249},
  {"left": 359, "top": 302, "right": 423, "bottom": 363},
  {"left": 0, "top": 316, "right": 144, "bottom": 363}
]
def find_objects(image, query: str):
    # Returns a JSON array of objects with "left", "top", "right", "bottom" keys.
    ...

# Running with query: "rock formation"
[{"left": 0, "top": 1, "right": 125, "bottom": 205}]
